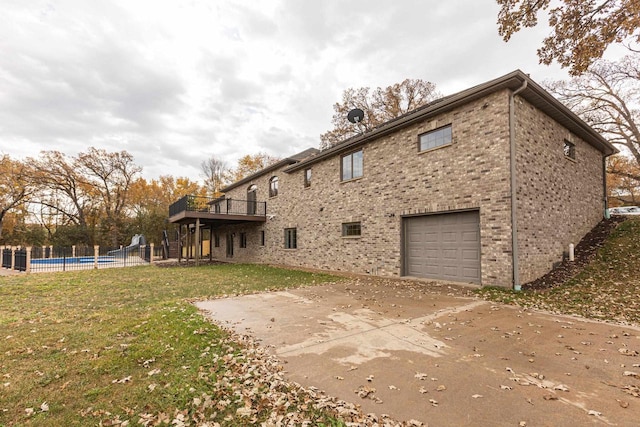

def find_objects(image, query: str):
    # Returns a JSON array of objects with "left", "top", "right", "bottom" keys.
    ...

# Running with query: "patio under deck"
[{"left": 168, "top": 195, "right": 267, "bottom": 263}]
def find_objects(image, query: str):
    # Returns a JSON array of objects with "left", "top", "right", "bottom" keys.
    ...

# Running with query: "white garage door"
[{"left": 404, "top": 211, "right": 481, "bottom": 283}]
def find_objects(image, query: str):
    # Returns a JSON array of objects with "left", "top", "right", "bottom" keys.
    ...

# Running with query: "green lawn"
[
  {"left": 0, "top": 264, "right": 343, "bottom": 426},
  {"left": 478, "top": 217, "right": 640, "bottom": 325}
]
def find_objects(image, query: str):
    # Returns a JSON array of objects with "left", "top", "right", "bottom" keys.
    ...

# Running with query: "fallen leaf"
[
  {"left": 471, "top": 394, "right": 483, "bottom": 398},
  {"left": 588, "top": 410, "right": 602, "bottom": 416},
  {"left": 415, "top": 372, "right": 428, "bottom": 380},
  {"left": 617, "top": 399, "right": 629, "bottom": 408},
  {"left": 40, "top": 402, "right": 49, "bottom": 412}
]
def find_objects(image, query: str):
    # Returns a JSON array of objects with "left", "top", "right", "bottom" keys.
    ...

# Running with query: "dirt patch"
[{"left": 523, "top": 216, "right": 626, "bottom": 290}]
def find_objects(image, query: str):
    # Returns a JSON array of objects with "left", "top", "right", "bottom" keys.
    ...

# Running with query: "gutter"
[{"left": 509, "top": 79, "right": 528, "bottom": 291}]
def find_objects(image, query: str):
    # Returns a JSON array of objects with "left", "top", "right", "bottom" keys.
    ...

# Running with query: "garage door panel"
[
  {"left": 461, "top": 231, "right": 479, "bottom": 242},
  {"left": 462, "top": 249, "right": 479, "bottom": 261},
  {"left": 404, "top": 211, "right": 480, "bottom": 283}
]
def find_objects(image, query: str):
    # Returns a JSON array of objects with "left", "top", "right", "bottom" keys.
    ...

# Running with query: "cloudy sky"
[{"left": 0, "top": 0, "right": 610, "bottom": 181}]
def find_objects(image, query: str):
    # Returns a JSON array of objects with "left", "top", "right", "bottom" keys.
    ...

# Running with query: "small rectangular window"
[
  {"left": 341, "top": 149, "right": 363, "bottom": 181},
  {"left": 304, "top": 168, "right": 312, "bottom": 187},
  {"left": 214, "top": 234, "right": 220, "bottom": 248},
  {"left": 419, "top": 125, "right": 452, "bottom": 152},
  {"left": 564, "top": 140, "right": 575, "bottom": 159},
  {"left": 260, "top": 230, "right": 265, "bottom": 246},
  {"left": 239, "top": 232, "right": 247, "bottom": 248},
  {"left": 342, "top": 222, "right": 361, "bottom": 237},
  {"left": 284, "top": 228, "right": 297, "bottom": 249}
]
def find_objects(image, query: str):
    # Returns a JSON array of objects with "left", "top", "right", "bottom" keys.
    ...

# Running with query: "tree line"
[{"left": 0, "top": 149, "right": 279, "bottom": 248}]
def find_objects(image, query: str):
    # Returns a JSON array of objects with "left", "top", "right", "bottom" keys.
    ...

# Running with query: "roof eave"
[{"left": 286, "top": 70, "right": 617, "bottom": 173}]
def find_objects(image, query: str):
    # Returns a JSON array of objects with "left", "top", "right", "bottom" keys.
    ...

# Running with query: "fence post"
[
  {"left": 72, "top": 245, "right": 76, "bottom": 258},
  {"left": 94, "top": 245, "right": 99, "bottom": 269},
  {"left": 26, "top": 247, "right": 32, "bottom": 273},
  {"left": 149, "top": 243, "right": 154, "bottom": 262},
  {"left": 48, "top": 245, "right": 53, "bottom": 258},
  {"left": 10, "top": 246, "right": 16, "bottom": 270}
]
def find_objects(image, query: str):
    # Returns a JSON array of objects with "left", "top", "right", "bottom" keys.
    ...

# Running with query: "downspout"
[
  {"left": 603, "top": 156, "right": 609, "bottom": 219},
  {"left": 509, "top": 79, "right": 528, "bottom": 291}
]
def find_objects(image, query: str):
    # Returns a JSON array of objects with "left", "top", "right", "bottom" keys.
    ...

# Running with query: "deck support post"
[{"left": 195, "top": 218, "right": 201, "bottom": 266}]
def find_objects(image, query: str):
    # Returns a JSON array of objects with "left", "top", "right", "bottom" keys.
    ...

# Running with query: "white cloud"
[{"left": 0, "top": 0, "right": 619, "bottom": 182}]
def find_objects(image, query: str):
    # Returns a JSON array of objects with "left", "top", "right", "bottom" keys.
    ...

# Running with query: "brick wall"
[
  {"left": 213, "top": 90, "right": 519, "bottom": 287},
  {"left": 209, "top": 90, "right": 606, "bottom": 288},
  {"left": 514, "top": 97, "right": 605, "bottom": 284}
]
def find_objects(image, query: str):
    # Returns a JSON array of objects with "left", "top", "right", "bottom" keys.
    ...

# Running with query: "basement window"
[
  {"left": 342, "top": 222, "right": 361, "bottom": 237},
  {"left": 564, "top": 140, "right": 576, "bottom": 160},
  {"left": 284, "top": 228, "right": 297, "bottom": 249}
]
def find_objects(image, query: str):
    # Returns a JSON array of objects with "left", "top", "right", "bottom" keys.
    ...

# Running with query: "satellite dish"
[{"left": 347, "top": 108, "right": 365, "bottom": 124}]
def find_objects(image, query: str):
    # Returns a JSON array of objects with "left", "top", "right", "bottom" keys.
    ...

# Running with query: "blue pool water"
[{"left": 31, "top": 256, "right": 117, "bottom": 265}]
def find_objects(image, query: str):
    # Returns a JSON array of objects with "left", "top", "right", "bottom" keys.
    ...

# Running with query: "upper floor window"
[
  {"left": 269, "top": 176, "right": 279, "bottom": 197},
  {"left": 304, "top": 168, "right": 312, "bottom": 187},
  {"left": 341, "top": 149, "right": 363, "bottom": 181},
  {"left": 419, "top": 125, "right": 452, "bottom": 152},
  {"left": 564, "top": 140, "right": 576, "bottom": 160}
]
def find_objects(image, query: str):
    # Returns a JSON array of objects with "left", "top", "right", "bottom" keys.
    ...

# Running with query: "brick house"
[{"left": 168, "top": 70, "right": 616, "bottom": 288}]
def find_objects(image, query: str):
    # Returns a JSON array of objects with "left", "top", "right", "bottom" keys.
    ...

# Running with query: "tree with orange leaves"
[{"left": 497, "top": 0, "right": 640, "bottom": 75}]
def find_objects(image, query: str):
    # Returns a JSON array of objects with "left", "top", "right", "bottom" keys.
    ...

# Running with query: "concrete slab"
[{"left": 196, "top": 279, "right": 640, "bottom": 426}]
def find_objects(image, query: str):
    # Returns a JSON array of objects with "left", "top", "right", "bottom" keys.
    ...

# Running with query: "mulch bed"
[{"left": 523, "top": 216, "right": 626, "bottom": 290}]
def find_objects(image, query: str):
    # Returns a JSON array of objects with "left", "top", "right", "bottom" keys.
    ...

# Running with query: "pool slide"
[{"left": 107, "top": 234, "right": 146, "bottom": 257}]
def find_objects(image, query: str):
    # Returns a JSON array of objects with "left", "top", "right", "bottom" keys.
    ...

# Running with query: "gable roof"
[
  {"left": 285, "top": 70, "right": 616, "bottom": 173},
  {"left": 221, "top": 148, "right": 319, "bottom": 192}
]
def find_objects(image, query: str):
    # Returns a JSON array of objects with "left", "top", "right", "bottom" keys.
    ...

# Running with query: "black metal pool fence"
[{"left": 0, "top": 244, "right": 162, "bottom": 273}]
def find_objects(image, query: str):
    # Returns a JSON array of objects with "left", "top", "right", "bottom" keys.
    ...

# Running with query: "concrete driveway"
[{"left": 196, "top": 278, "right": 640, "bottom": 426}]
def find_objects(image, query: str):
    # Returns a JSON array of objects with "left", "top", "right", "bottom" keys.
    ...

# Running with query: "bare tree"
[
  {"left": 201, "top": 156, "right": 229, "bottom": 197},
  {"left": 320, "top": 79, "right": 440, "bottom": 149},
  {"left": 546, "top": 56, "right": 640, "bottom": 166}
]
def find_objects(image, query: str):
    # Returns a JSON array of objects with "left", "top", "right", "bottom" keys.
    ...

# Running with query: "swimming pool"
[{"left": 31, "top": 256, "right": 117, "bottom": 265}]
